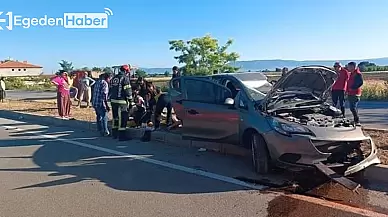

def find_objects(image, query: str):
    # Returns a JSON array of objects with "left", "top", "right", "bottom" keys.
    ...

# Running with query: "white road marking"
[{"left": 29, "top": 132, "right": 266, "bottom": 190}]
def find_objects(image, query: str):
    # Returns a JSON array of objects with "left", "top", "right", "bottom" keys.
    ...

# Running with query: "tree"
[
  {"left": 81, "top": 67, "right": 90, "bottom": 71},
  {"left": 169, "top": 34, "right": 240, "bottom": 76},
  {"left": 92, "top": 67, "right": 102, "bottom": 72},
  {"left": 164, "top": 70, "right": 170, "bottom": 77},
  {"left": 135, "top": 69, "right": 147, "bottom": 77},
  {"left": 59, "top": 60, "right": 74, "bottom": 72},
  {"left": 103, "top": 67, "right": 113, "bottom": 74}
]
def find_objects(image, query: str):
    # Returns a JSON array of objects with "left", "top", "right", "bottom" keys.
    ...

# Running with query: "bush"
[
  {"left": 4, "top": 76, "right": 55, "bottom": 91},
  {"left": 5, "top": 77, "right": 25, "bottom": 89},
  {"left": 361, "top": 80, "right": 388, "bottom": 101}
]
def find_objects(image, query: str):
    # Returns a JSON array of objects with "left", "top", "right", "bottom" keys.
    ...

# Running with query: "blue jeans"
[
  {"left": 348, "top": 95, "right": 360, "bottom": 123},
  {"left": 94, "top": 107, "right": 109, "bottom": 134}
]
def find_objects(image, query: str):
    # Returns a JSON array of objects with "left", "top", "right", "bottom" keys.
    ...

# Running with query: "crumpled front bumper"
[
  {"left": 263, "top": 130, "right": 381, "bottom": 175},
  {"left": 343, "top": 136, "right": 381, "bottom": 176}
]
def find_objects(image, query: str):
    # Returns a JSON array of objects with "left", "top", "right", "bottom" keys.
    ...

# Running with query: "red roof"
[{"left": 0, "top": 60, "right": 42, "bottom": 68}]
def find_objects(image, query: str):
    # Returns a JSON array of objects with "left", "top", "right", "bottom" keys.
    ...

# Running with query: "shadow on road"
[
  {"left": 0, "top": 118, "right": 251, "bottom": 194},
  {"left": 12, "top": 108, "right": 57, "bottom": 113}
]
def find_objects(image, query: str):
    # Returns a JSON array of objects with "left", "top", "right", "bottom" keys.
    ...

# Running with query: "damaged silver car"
[
  {"left": 259, "top": 66, "right": 380, "bottom": 177},
  {"left": 170, "top": 66, "right": 381, "bottom": 184}
]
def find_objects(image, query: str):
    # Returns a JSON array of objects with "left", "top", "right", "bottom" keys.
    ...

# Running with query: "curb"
[
  {"left": 0, "top": 110, "right": 251, "bottom": 158},
  {"left": 0, "top": 110, "right": 96, "bottom": 131},
  {"left": 362, "top": 127, "right": 388, "bottom": 132}
]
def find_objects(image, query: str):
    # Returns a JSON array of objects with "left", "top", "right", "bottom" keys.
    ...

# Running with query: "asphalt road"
[
  {"left": 5, "top": 90, "right": 388, "bottom": 129},
  {"left": 6, "top": 90, "right": 57, "bottom": 100},
  {"left": 1, "top": 117, "right": 388, "bottom": 217}
]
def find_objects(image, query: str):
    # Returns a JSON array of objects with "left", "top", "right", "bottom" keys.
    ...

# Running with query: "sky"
[{"left": 1, "top": 0, "right": 388, "bottom": 73}]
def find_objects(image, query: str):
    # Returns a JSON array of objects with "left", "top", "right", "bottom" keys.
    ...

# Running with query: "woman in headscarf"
[{"left": 51, "top": 71, "right": 72, "bottom": 119}]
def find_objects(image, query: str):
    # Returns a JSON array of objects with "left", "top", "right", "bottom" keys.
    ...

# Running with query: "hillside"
[
  {"left": 140, "top": 57, "right": 388, "bottom": 74},
  {"left": 229, "top": 57, "right": 388, "bottom": 72}
]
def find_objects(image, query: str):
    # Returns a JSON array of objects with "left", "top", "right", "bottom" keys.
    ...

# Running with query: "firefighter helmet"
[{"left": 120, "top": 64, "right": 130, "bottom": 72}]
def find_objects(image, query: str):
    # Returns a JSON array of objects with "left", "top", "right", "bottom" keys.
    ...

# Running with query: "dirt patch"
[
  {"left": 267, "top": 194, "right": 365, "bottom": 217},
  {"left": 363, "top": 129, "right": 388, "bottom": 165},
  {"left": 0, "top": 99, "right": 107, "bottom": 122}
]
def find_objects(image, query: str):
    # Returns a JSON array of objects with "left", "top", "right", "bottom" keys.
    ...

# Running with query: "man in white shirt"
[{"left": 0, "top": 77, "right": 6, "bottom": 103}]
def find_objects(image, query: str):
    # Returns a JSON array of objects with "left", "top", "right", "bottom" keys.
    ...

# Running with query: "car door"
[
  {"left": 169, "top": 77, "right": 185, "bottom": 120},
  {"left": 180, "top": 77, "right": 239, "bottom": 142}
]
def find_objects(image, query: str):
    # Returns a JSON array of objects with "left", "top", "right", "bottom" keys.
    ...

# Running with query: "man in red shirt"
[
  {"left": 331, "top": 62, "right": 349, "bottom": 117},
  {"left": 346, "top": 62, "right": 363, "bottom": 126}
]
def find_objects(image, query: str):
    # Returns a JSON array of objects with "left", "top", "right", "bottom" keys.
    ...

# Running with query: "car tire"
[{"left": 251, "top": 132, "right": 270, "bottom": 174}]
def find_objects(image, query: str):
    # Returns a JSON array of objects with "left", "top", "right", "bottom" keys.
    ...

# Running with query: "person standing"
[
  {"left": 109, "top": 65, "right": 133, "bottom": 141},
  {"left": 346, "top": 62, "right": 363, "bottom": 126},
  {"left": 92, "top": 73, "right": 111, "bottom": 136},
  {"left": 51, "top": 71, "right": 72, "bottom": 119},
  {"left": 0, "top": 77, "right": 6, "bottom": 103},
  {"left": 281, "top": 67, "right": 289, "bottom": 77},
  {"left": 153, "top": 87, "right": 172, "bottom": 130},
  {"left": 67, "top": 73, "right": 79, "bottom": 102},
  {"left": 172, "top": 66, "right": 181, "bottom": 78},
  {"left": 78, "top": 71, "right": 95, "bottom": 108},
  {"left": 172, "top": 66, "right": 181, "bottom": 89},
  {"left": 137, "top": 77, "right": 148, "bottom": 98},
  {"left": 331, "top": 62, "right": 349, "bottom": 117}
]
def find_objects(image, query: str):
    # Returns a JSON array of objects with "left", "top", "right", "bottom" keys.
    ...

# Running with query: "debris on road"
[{"left": 314, "top": 162, "right": 361, "bottom": 192}]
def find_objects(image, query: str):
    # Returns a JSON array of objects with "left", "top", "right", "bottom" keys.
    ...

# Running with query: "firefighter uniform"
[{"left": 109, "top": 66, "right": 133, "bottom": 141}]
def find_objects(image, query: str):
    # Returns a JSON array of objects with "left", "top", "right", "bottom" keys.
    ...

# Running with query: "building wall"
[{"left": 0, "top": 68, "right": 43, "bottom": 77}]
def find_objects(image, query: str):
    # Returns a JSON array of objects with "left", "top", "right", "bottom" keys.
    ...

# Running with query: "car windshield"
[
  {"left": 244, "top": 85, "right": 267, "bottom": 101},
  {"left": 241, "top": 80, "right": 272, "bottom": 101},
  {"left": 232, "top": 72, "right": 268, "bottom": 81}
]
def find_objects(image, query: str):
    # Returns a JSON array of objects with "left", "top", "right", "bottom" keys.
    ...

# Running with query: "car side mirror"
[
  {"left": 224, "top": 98, "right": 235, "bottom": 105},
  {"left": 270, "top": 80, "right": 277, "bottom": 85}
]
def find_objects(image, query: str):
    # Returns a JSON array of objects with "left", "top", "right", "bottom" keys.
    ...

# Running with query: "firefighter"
[{"left": 109, "top": 64, "right": 133, "bottom": 141}]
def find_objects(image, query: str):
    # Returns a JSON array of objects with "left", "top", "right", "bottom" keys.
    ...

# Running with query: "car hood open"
[{"left": 264, "top": 65, "right": 337, "bottom": 104}]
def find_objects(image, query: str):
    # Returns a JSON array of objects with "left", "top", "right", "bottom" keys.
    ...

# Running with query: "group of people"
[
  {"left": 331, "top": 61, "right": 363, "bottom": 126},
  {"left": 91, "top": 64, "right": 177, "bottom": 141},
  {"left": 51, "top": 71, "right": 98, "bottom": 119},
  {"left": 50, "top": 65, "right": 180, "bottom": 141}
]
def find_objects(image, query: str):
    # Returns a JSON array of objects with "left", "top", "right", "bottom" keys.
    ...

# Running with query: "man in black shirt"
[{"left": 172, "top": 66, "right": 180, "bottom": 78}]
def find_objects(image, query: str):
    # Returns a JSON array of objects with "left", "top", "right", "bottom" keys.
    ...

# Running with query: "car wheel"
[{"left": 251, "top": 132, "right": 270, "bottom": 174}]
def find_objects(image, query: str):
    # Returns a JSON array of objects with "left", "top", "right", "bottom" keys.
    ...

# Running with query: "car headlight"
[{"left": 268, "top": 118, "right": 313, "bottom": 136}]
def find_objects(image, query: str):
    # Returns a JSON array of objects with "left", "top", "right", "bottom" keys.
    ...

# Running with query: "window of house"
[
  {"left": 11, "top": 69, "right": 14, "bottom": 71},
  {"left": 24, "top": 69, "right": 26, "bottom": 71},
  {"left": 18, "top": 69, "right": 21, "bottom": 71}
]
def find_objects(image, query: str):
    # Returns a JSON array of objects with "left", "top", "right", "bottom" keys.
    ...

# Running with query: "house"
[{"left": 0, "top": 60, "right": 43, "bottom": 77}]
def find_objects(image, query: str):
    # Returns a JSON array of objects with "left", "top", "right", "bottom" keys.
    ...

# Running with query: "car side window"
[
  {"left": 169, "top": 77, "right": 181, "bottom": 96},
  {"left": 210, "top": 76, "right": 223, "bottom": 85},
  {"left": 215, "top": 86, "right": 232, "bottom": 104},
  {"left": 184, "top": 79, "right": 219, "bottom": 104}
]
